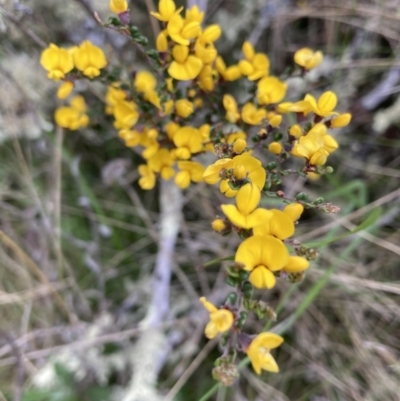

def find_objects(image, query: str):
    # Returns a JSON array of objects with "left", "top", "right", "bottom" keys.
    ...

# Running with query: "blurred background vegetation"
[{"left": 0, "top": 0, "right": 400, "bottom": 400}]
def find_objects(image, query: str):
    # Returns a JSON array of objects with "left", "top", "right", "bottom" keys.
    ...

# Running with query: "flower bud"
[
  {"left": 268, "top": 141, "right": 283, "bottom": 155},
  {"left": 175, "top": 99, "right": 194, "bottom": 118},
  {"left": 211, "top": 218, "right": 226, "bottom": 232},
  {"left": 289, "top": 124, "right": 302, "bottom": 138},
  {"left": 232, "top": 138, "right": 247, "bottom": 154}
]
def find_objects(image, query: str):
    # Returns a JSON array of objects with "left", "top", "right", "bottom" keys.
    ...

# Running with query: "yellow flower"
[
  {"left": 167, "top": 14, "right": 201, "bottom": 45},
  {"left": 257, "top": 76, "right": 287, "bottom": 105},
  {"left": 304, "top": 91, "right": 338, "bottom": 117},
  {"left": 294, "top": 48, "right": 323, "bottom": 70},
  {"left": 283, "top": 256, "right": 309, "bottom": 273},
  {"left": 175, "top": 161, "right": 205, "bottom": 188},
  {"left": 216, "top": 56, "right": 241, "bottom": 81},
  {"left": 221, "top": 184, "right": 272, "bottom": 229},
  {"left": 54, "top": 95, "right": 89, "bottom": 130},
  {"left": 235, "top": 235, "right": 289, "bottom": 289},
  {"left": 220, "top": 154, "right": 266, "bottom": 197},
  {"left": 138, "top": 164, "right": 156, "bottom": 190},
  {"left": 185, "top": 5, "right": 204, "bottom": 24},
  {"left": 40, "top": 43, "right": 74, "bottom": 81},
  {"left": 168, "top": 45, "right": 203, "bottom": 80},
  {"left": 246, "top": 332, "right": 284, "bottom": 374},
  {"left": 156, "top": 30, "right": 169, "bottom": 52},
  {"left": 147, "top": 149, "right": 175, "bottom": 180},
  {"left": 109, "top": 0, "right": 128, "bottom": 14},
  {"left": 173, "top": 126, "right": 203, "bottom": 159},
  {"left": 291, "top": 125, "right": 338, "bottom": 166},
  {"left": 241, "top": 103, "right": 267, "bottom": 125},
  {"left": 134, "top": 71, "right": 157, "bottom": 93},
  {"left": 203, "top": 158, "right": 235, "bottom": 184},
  {"left": 268, "top": 142, "right": 282, "bottom": 155},
  {"left": 194, "top": 40, "right": 218, "bottom": 64},
  {"left": 118, "top": 129, "right": 141, "bottom": 147},
  {"left": 223, "top": 94, "right": 240, "bottom": 123},
  {"left": 283, "top": 203, "right": 304, "bottom": 222},
  {"left": 175, "top": 99, "right": 194, "bottom": 118},
  {"left": 105, "top": 84, "right": 126, "bottom": 114},
  {"left": 268, "top": 114, "right": 282, "bottom": 128},
  {"left": 57, "top": 81, "right": 74, "bottom": 99},
  {"left": 197, "top": 65, "right": 216, "bottom": 92},
  {"left": 330, "top": 113, "right": 352, "bottom": 128},
  {"left": 199, "top": 297, "right": 234, "bottom": 339},
  {"left": 165, "top": 121, "right": 180, "bottom": 140},
  {"left": 73, "top": 41, "right": 107, "bottom": 79},
  {"left": 232, "top": 138, "right": 247, "bottom": 154},
  {"left": 150, "top": 0, "right": 183, "bottom": 22},
  {"left": 113, "top": 100, "right": 139, "bottom": 130},
  {"left": 253, "top": 209, "right": 295, "bottom": 240},
  {"left": 211, "top": 218, "right": 226, "bottom": 232},
  {"left": 289, "top": 124, "right": 303, "bottom": 138},
  {"left": 238, "top": 41, "right": 269, "bottom": 81},
  {"left": 198, "top": 24, "right": 222, "bottom": 44}
]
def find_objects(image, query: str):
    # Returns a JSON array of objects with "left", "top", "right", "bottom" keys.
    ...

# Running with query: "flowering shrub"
[{"left": 40, "top": 0, "right": 351, "bottom": 385}]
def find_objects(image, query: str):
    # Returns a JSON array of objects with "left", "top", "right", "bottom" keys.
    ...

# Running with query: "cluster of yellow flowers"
[{"left": 40, "top": 0, "right": 352, "bottom": 381}]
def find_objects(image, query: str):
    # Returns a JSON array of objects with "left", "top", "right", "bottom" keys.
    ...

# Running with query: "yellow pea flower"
[
  {"left": 268, "top": 114, "right": 282, "bottom": 128},
  {"left": 54, "top": 95, "right": 89, "bottom": 130},
  {"left": 246, "top": 332, "right": 284, "bottom": 374},
  {"left": 73, "top": 41, "right": 107, "bottom": 79},
  {"left": 147, "top": 149, "right": 175, "bottom": 180},
  {"left": 211, "top": 218, "right": 226, "bottom": 232},
  {"left": 238, "top": 41, "right": 270, "bottom": 81},
  {"left": 199, "top": 297, "right": 234, "bottom": 339},
  {"left": 134, "top": 70, "right": 157, "bottom": 93},
  {"left": 113, "top": 100, "right": 139, "bottom": 130},
  {"left": 304, "top": 91, "right": 338, "bottom": 117},
  {"left": 175, "top": 161, "right": 205, "bottom": 189},
  {"left": 257, "top": 76, "right": 287, "bottom": 105},
  {"left": 167, "top": 14, "right": 201, "bottom": 45},
  {"left": 268, "top": 142, "right": 283, "bottom": 155},
  {"left": 294, "top": 48, "right": 323, "bottom": 70},
  {"left": 172, "top": 126, "right": 203, "bottom": 159},
  {"left": 291, "top": 132, "right": 329, "bottom": 166},
  {"left": 156, "top": 30, "right": 169, "bottom": 52},
  {"left": 105, "top": 84, "right": 126, "bottom": 114},
  {"left": 150, "top": 0, "right": 183, "bottom": 22},
  {"left": 40, "top": 43, "right": 74, "bottom": 81},
  {"left": 282, "top": 256, "right": 309, "bottom": 273},
  {"left": 194, "top": 40, "right": 218, "bottom": 64},
  {"left": 235, "top": 235, "right": 289, "bottom": 289},
  {"left": 138, "top": 164, "right": 156, "bottom": 190},
  {"left": 221, "top": 184, "right": 272, "bottom": 229},
  {"left": 198, "top": 24, "right": 222, "bottom": 44},
  {"left": 118, "top": 129, "right": 141, "bottom": 147},
  {"left": 203, "top": 158, "right": 235, "bottom": 184},
  {"left": 232, "top": 138, "right": 247, "bottom": 154},
  {"left": 109, "top": 0, "right": 128, "bottom": 14},
  {"left": 168, "top": 45, "right": 203, "bottom": 80},
  {"left": 330, "top": 113, "right": 352, "bottom": 128},
  {"left": 283, "top": 203, "right": 304, "bottom": 222},
  {"left": 57, "top": 81, "right": 74, "bottom": 99},
  {"left": 185, "top": 5, "right": 204, "bottom": 24},
  {"left": 241, "top": 103, "right": 267, "bottom": 125},
  {"left": 223, "top": 94, "right": 240, "bottom": 123},
  {"left": 253, "top": 209, "right": 295, "bottom": 240},
  {"left": 175, "top": 99, "right": 194, "bottom": 118},
  {"left": 289, "top": 124, "right": 303, "bottom": 138},
  {"left": 197, "top": 65, "right": 216, "bottom": 92},
  {"left": 216, "top": 56, "right": 241, "bottom": 81}
]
